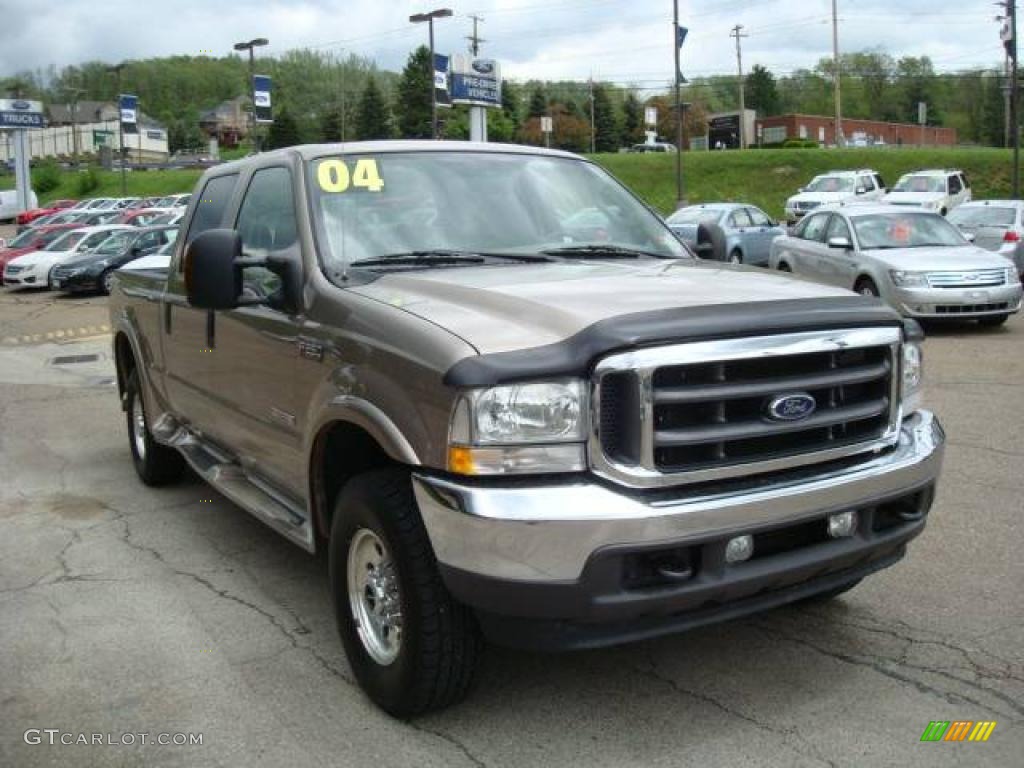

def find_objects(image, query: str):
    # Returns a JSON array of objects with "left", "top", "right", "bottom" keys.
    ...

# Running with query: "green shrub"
[
  {"left": 74, "top": 168, "right": 100, "bottom": 196},
  {"left": 34, "top": 160, "right": 62, "bottom": 195}
]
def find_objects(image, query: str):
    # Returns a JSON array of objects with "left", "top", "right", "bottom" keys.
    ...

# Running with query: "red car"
[
  {"left": 0, "top": 223, "right": 80, "bottom": 278},
  {"left": 115, "top": 208, "right": 170, "bottom": 226},
  {"left": 15, "top": 199, "right": 77, "bottom": 228}
]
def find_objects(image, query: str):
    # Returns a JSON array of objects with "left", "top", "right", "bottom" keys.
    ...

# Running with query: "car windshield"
[
  {"left": 95, "top": 231, "right": 136, "bottom": 255},
  {"left": 947, "top": 206, "right": 1016, "bottom": 228},
  {"left": 80, "top": 230, "right": 121, "bottom": 251},
  {"left": 45, "top": 230, "right": 88, "bottom": 252},
  {"left": 309, "top": 151, "right": 687, "bottom": 270},
  {"left": 7, "top": 229, "right": 39, "bottom": 248},
  {"left": 893, "top": 175, "right": 945, "bottom": 193},
  {"left": 805, "top": 176, "right": 853, "bottom": 193},
  {"left": 851, "top": 213, "right": 967, "bottom": 250},
  {"left": 666, "top": 208, "right": 724, "bottom": 225}
]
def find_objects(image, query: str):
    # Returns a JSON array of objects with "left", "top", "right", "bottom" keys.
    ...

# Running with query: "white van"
[{"left": 0, "top": 189, "right": 39, "bottom": 222}]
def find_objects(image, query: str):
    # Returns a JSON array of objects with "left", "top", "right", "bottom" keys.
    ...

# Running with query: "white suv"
[
  {"left": 784, "top": 169, "right": 886, "bottom": 226},
  {"left": 883, "top": 169, "right": 971, "bottom": 215}
]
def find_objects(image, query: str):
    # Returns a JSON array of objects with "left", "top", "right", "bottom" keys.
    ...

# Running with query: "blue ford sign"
[
  {"left": 450, "top": 56, "right": 501, "bottom": 107},
  {"left": 766, "top": 393, "right": 817, "bottom": 422},
  {"left": 471, "top": 59, "right": 494, "bottom": 75},
  {"left": 11, "top": 100, "right": 31, "bottom": 110}
]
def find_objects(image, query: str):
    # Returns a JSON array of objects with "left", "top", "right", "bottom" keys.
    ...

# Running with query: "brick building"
[{"left": 755, "top": 114, "right": 957, "bottom": 147}]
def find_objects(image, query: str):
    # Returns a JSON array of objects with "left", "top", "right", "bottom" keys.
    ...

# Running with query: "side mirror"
[
  {"left": 827, "top": 236, "right": 853, "bottom": 250},
  {"left": 184, "top": 229, "right": 244, "bottom": 310}
]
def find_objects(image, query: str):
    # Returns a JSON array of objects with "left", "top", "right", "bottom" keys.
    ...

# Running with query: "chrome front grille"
[
  {"left": 591, "top": 328, "right": 902, "bottom": 488},
  {"left": 926, "top": 270, "right": 1006, "bottom": 288}
]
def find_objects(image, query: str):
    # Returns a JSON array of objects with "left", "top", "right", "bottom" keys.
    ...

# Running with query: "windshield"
[
  {"left": 947, "top": 206, "right": 1016, "bottom": 228},
  {"left": 667, "top": 207, "right": 724, "bottom": 225},
  {"left": 95, "top": 231, "right": 136, "bottom": 255},
  {"left": 805, "top": 176, "right": 853, "bottom": 193},
  {"left": 308, "top": 151, "right": 686, "bottom": 270},
  {"left": 851, "top": 213, "right": 967, "bottom": 250},
  {"left": 893, "top": 175, "right": 945, "bottom": 193},
  {"left": 79, "top": 230, "right": 122, "bottom": 251},
  {"left": 45, "top": 230, "right": 88, "bottom": 252},
  {"left": 7, "top": 229, "right": 39, "bottom": 248}
]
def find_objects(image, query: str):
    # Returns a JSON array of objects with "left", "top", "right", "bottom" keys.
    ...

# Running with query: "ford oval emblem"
[
  {"left": 766, "top": 393, "right": 817, "bottom": 422},
  {"left": 472, "top": 59, "right": 494, "bottom": 74},
  {"left": 11, "top": 100, "right": 31, "bottom": 110}
]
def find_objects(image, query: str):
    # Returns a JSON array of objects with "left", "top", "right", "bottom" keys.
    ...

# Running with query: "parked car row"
[{"left": 13, "top": 193, "right": 190, "bottom": 233}]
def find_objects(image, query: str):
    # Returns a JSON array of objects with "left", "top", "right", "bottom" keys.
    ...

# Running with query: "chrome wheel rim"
[
  {"left": 347, "top": 528, "right": 402, "bottom": 665},
  {"left": 131, "top": 394, "right": 147, "bottom": 460}
]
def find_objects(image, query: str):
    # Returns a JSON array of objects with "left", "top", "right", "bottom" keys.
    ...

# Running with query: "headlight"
[
  {"left": 889, "top": 270, "right": 929, "bottom": 287},
  {"left": 448, "top": 380, "right": 587, "bottom": 475},
  {"left": 1008, "top": 267, "right": 1021, "bottom": 284},
  {"left": 902, "top": 342, "right": 923, "bottom": 415}
]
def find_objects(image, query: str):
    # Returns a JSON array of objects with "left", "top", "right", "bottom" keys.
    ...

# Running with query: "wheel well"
[
  {"left": 310, "top": 422, "right": 398, "bottom": 541},
  {"left": 114, "top": 332, "right": 136, "bottom": 400},
  {"left": 854, "top": 274, "right": 876, "bottom": 289}
]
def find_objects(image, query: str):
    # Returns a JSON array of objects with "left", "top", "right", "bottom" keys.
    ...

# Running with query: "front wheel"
[
  {"left": 728, "top": 249, "right": 743, "bottom": 265},
  {"left": 330, "top": 470, "right": 481, "bottom": 717},
  {"left": 124, "top": 370, "right": 185, "bottom": 486},
  {"left": 855, "top": 277, "right": 880, "bottom": 297},
  {"left": 978, "top": 314, "right": 1008, "bottom": 327},
  {"left": 777, "top": 262, "right": 792, "bottom": 272},
  {"left": 100, "top": 269, "right": 116, "bottom": 295}
]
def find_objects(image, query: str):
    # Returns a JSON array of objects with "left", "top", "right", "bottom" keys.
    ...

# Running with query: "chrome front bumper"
[
  {"left": 894, "top": 284, "right": 1023, "bottom": 317},
  {"left": 413, "top": 411, "right": 944, "bottom": 583}
]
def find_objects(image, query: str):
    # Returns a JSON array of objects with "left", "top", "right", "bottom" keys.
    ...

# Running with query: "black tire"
[
  {"left": 978, "top": 314, "right": 1008, "bottom": 327},
  {"left": 728, "top": 248, "right": 743, "bottom": 265},
  {"left": 939, "top": 207, "right": 948, "bottom": 217},
  {"left": 799, "top": 578, "right": 862, "bottom": 604},
  {"left": 855, "top": 277, "right": 880, "bottom": 297},
  {"left": 100, "top": 269, "right": 116, "bottom": 295},
  {"left": 329, "top": 469, "right": 481, "bottom": 717},
  {"left": 125, "top": 369, "right": 185, "bottom": 486}
]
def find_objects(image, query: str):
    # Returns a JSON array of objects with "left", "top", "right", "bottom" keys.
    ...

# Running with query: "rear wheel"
[
  {"left": 728, "top": 249, "right": 743, "bottom": 265},
  {"left": 125, "top": 370, "right": 185, "bottom": 486},
  {"left": 330, "top": 470, "right": 481, "bottom": 717},
  {"left": 978, "top": 314, "right": 1008, "bottom": 327},
  {"left": 855, "top": 277, "right": 880, "bottom": 297}
]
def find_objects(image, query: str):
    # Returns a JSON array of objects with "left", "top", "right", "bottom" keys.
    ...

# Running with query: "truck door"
[{"left": 162, "top": 172, "right": 241, "bottom": 435}]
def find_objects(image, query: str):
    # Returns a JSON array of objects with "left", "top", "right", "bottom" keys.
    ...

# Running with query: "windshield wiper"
[
  {"left": 542, "top": 244, "right": 664, "bottom": 259},
  {"left": 349, "top": 250, "right": 487, "bottom": 268}
]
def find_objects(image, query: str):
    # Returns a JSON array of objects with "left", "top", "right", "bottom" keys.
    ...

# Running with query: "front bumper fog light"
[
  {"left": 724, "top": 534, "right": 754, "bottom": 564},
  {"left": 828, "top": 510, "right": 858, "bottom": 539}
]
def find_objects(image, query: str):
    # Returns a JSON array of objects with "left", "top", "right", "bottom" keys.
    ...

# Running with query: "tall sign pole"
[
  {"left": 1012, "top": 0, "right": 1020, "bottom": 198},
  {"left": 410, "top": 9, "right": 453, "bottom": 140},
  {"left": 832, "top": 0, "right": 843, "bottom": 147},
  {"left": 673, "top": 0, "right": 686, "bottom": 208}
]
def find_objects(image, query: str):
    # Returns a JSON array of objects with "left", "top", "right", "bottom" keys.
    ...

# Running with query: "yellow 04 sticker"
[{"left": 316, "top": 158, "right": 384, "bottom": 193}]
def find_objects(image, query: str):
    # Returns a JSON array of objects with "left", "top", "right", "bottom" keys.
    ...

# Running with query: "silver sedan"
[
  {"left": 769, "top": 204, "right": 1023, "bottom": 327},
  {"left": 666, "top": 203, "right": 785, "bottom": 266}
]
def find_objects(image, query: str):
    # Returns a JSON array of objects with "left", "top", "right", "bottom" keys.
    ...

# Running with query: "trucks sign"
[{"left": 0, "top": 99, "right": 44, "bottom": 129}]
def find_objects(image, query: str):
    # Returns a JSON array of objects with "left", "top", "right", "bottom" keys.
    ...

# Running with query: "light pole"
[
  {"left": 673, "top": 0, "right": 686, "bottom": 207},
  {"left": 106, "top": 63, "right": 126, "bottom": 195},
  {"left": 234, "top": 37, "right": 269, "bottom": 152},
  {"left": 410, "top": 8, "right": 453, "bottom": 140}
]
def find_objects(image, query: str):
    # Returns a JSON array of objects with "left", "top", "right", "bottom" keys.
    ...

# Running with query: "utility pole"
[
  {"left": 673, "top": 0, "right": 686, "bottom": 207},
  {"left": 63, "top": 86, "right": 85, "bottom": 164},
  {"left": 106, "top": 63, "right": 126, "bottom": 195},
  {"left": 1009, "top": 0, "right": 1020, "bottom": 197},
  {"left": 467, "top": 14, "right": 485, "bottom": 56},
  {"left": 729, "top": 24, "right": 748, "bottom": 149},
  {"left": 831, "top": 0, "right": 843, "bottom": 147}
]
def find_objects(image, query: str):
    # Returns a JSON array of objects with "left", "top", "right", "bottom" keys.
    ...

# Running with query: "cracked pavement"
[{"left": 1, "top": 288, "right": 1022, "bottom": 767}]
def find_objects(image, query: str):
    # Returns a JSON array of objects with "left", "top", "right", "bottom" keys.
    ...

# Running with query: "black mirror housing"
[{"left": 184, "top": 229, "right": 243, "bottom": 310}]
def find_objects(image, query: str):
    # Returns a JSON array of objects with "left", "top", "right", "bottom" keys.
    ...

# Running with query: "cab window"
[
  {"left": 235, "top": 167, "right": 298, "bottom": 299},
  {"left": 184, "top": 173, "right": 239, "bottom": 246}
]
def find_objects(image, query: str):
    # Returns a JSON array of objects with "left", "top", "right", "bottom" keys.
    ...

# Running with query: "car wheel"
[
  {"left": 798, "top": 578, "right": 862, "bottom": 604},
  {"left": 978, "top": 314, "right": 1009, "bottom": 328},
  {"left": 855, "top": 277, "right": 879, "bottom": 297},
  {"left": 728, "top": 249, "right": 743, "bottom": 265},
  {"left": 47, "top": 267, "right": 57, "bottom": 290},
  {"left": 124, "top": 369, "right": 185, "bottom": 486},
  {"left": 777, "top": 262, "right": 792, "bottom": 272},
  {"left": 939, "top": 207, "right": 947, "bottom": 217},
  {"left": 100, "top": 269, "right": 116, "bottom": 295},
  {"left": 330, "top": 469, "right": 482, "bottom": 717}
]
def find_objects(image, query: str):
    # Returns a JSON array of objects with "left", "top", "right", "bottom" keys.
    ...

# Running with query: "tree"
[
  {"left": 527, "top": 86, "right": 547, "bottom": 118},
  {"left": 620, "top": 91, "right": 643, "bottom": 146},
  {"left": 320, "top": 106, "right": 343, "bottom": 142},
  {"left": 396, "top": 46, "right": 433, "bottom": 139},
  {"left": 746, "top": 65, "right": 780, "bottom": 116},
  {"left": 356, "top": 75, "right": 391, "bottom": 140},
  {"left": 591, "top": 84, "right": 618, "bottom": 152},
  {"left": 266, "top": 107, "right": 301, "bottom": 149},
  {"left": 501, "top": 79, "right": 521, "bottom": 130},
  {"left": 897, "top": 56, "right": 942, "bottom": 125}
]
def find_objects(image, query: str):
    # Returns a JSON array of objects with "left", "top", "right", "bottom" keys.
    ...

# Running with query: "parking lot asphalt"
[{"left": 1, "top": 285, "right": 1022, "bottom": 767}]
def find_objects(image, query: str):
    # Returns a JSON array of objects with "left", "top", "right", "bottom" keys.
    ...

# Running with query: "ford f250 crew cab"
[{"left": 109, "top": 142, "right": 945, "bottom": 717}]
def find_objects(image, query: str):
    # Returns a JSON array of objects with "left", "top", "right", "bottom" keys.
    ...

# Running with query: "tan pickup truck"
[{"left": 109, "top": 141, "right": 944, "bottom": 716}]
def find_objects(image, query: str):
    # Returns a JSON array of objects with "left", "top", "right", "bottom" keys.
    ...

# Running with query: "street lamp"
[
  {"left": 234, "top": 37, "right": 270, "bottom": 152},
  {"left": 409, "top": 8, "right": 452, "bottom": 139},
  {"left": 106, "top": 63, "right": 126, "bottom": 195}
]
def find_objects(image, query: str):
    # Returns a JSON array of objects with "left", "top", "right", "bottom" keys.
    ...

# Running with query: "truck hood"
[
  {"left": 866, "top": 245, "right": 1016, "bottom": 271},
  {"left": 882, "top": 191, "right": 945, "bottom": 206},
  {"left": 349, "top": 259, "right": 857, "bottom": 354}
]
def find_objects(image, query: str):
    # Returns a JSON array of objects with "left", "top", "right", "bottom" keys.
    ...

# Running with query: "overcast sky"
[{"left": 0, "top": 0, "right": 1007, "bottom": 86}]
